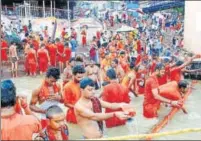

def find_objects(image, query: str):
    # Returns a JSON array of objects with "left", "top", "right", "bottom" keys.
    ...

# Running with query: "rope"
[{"left": 94, "top": 128, "right": 201, "bottom": 140}]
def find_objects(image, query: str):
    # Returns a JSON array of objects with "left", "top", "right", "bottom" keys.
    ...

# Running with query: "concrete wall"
[{"left": 184, "top": 1, "right": 201, "bottom": 54}]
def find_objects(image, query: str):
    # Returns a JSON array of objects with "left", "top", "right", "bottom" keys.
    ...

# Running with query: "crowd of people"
[{"left": 1, "top": 8, "right": 201, "bottom": 140}]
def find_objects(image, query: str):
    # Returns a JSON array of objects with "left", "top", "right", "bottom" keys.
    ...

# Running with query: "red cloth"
[
  {"left": 82, "top": 36, "right": 87, "bottom": 46},
  {"left": 90, "top": 47, "right": 96, "bottom": 58},
  {"left": 41, "top": 119, "right": 48, "bottom": 129},
  {"left": 64, "top": 48, "right": 71, "bottom": 62},
  {"left": 96, "top": 31, "right": 101, "bottom": 40},
  {"left": 23, "top": 26, "right": 28, "bottom": 33},
  {"left": 48, "top": 44, "right": 57, "bottom": 66},
  {"left": 63, "top": 81, "right": 81, "bottom": 124},
  {"left": 1, "top": 113, "right": 41, "bottom": 140},
  {"left": 61, "top": 30, "right": 66, "bottom": 38},
  {"left": 38, "top": 49, "right": 48, "bottom": 73},
  {"left": 135, "top": 54, "right": 141, "bottom": 66},
  {"left": 27, "top": 50, "right": 37, "bottom": 74},
  {"left": 143, "top": 74, "right": 160, "bottom": 118},
  {"left": 170, "top": 67, "right": 182, "bottom": 83},
  {"left": 81, "top": 30, "right": 87, "bottom": 46},
  {"left": 135, "top": 70, "right": 146, "bottom": 95},
  {"left": 102, "top": 82, "right": 130, "bottom": 128},
  {"left": 150, "top": 61, "right": 157, "bottom": 74},
  {"left": 137, "top": 40, "right": 141, "bottom": 54},
  {"left": 157, "top": 74, "right": 168, "bottom": 86},
  {"left": 1, "top": 40, "right": 8, "bottom": 61},
  {"left": 56, "top": 42, "right": 64, "bottom": 62},
  {"left": 32, "top": 40, "right": 39, "bottom": 52}
]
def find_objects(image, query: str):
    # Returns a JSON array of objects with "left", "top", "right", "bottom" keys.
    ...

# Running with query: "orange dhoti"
[
  {"left": 50, "top": 55, "right": 56, "bottom": 66},
  {"left": 1, "top": 49, "right": 8, "bottom": 61},
  {"left": 143, "top": 102, "right": 161, "bottom": 118},
  {"left": 66, "top": 108, "right": 77, "bottom": 123},
  {"left": 105, "top": 108, "right": 126, "bottom": 128},
  {"left": 39, "top": 61, "right": 48, "bottom": 73},
  {"left": 29, "top": 62, "right": 37, "bottom": 74}
]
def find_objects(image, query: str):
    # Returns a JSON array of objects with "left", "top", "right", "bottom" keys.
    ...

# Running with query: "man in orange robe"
[
  {"left": 37, "top": 44, "right": 50, "bottom": 75},
  {"left": 56, "top": 38, "right": 65, "bottom": 72},
  {"left": 63, "top": 65, "right": 86, "bottom": 124},
  {"left": 1, "top": 80, "right": 41, "bottom": 140},
  {"left": 143, "top": 63, "right": 182, "bottom": 118},
  {"left": 27, "top": 45, "right": 37, "bottom": 76},
  {"left": 30, "top": 67, "right": 62, "bottom": 129},
  {"left": 101, "top": 69, "right": 130, "bottom": 128},
  {"left": 48, "top": 41, "right": 57, "bottom": 67},
  {"left": 63, "top": 42, "right": 72, "bottom": 67}
]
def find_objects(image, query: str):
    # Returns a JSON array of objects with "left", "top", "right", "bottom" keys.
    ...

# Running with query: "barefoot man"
[
  {"left": 9, "top": 42, "right": 19, "bottom": 77},
  {"left": 30, "top": 67, "right": 62, "bottom": 129},
  {"left": 74, "top": 77, "right": 132, "bottom": 139},
  {"left": 63, "top": 58, "right": 75, "bottom": 87}
]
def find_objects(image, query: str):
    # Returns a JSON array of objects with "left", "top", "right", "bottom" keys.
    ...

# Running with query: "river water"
[{"left": 9, "top": 76, "right": 201, "bottom": 140}]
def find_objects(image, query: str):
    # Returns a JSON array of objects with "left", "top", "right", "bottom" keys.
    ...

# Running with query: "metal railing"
[{"left": 1, "top": 5, "right": 72, "bottom": 19}]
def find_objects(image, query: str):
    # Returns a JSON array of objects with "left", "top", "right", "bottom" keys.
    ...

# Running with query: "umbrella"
[{"left": 116, "top": 25, "right": 137, "bottom": 32}]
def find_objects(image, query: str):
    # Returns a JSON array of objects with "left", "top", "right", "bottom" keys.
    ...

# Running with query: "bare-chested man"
[
  {"left": 30, "top": 67, "right": 62, "bottom": 129},
  {"left": 85, "top": 60, "right": 101, "bottom": 90},
  {"left": 75, "top": 77, "right": 132, "bottom": 139},
  {"left": 9, "top": 42, "right": 19, "bottom": 77},
  {"left": 63, "top": 58, "right": 75, "bottom": 87},
  {"left": 110, "top": 59, "right": 125, "bottom": 83}
]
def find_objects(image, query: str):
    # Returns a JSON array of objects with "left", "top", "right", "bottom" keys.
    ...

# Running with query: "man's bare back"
[{"left": 9, "top": 45, "right": 17, "bottom": 58}]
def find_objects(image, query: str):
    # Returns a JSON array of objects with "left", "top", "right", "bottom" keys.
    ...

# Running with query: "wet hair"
[
  {"left": 178, "top": 80, "right": 188, "bottom": 89},
  {"left": 130, "top": 62, "right": 135, "bottom": 69},
  {"left": 80, "top": 77, "right": 95, "bottom": 89},
  {"left": 72, "top": 65, "right": 86, "bottom": 75},
  {"left": 112, "top": 59, "right": 118, "bottom": 64},
  {"left": 106, "top": 68, "right": 117, "bottom": 80},
  {"left": 176, "top": 60, "right": 184, "bottom": 66},
  {"left": 75, "top": 56, "right": 83, "bottom": 62},
  {"left": 102, "top": 81, "right": 110, "bottom": 87},
  {"left": 55, "top": 38, "right": 60, "bottom": 42},
  {"left": 41, "top": 43, "right": 45, "bottom": 48},
  {"left": 30, "top": 44, "right": 34, "bottom": 48},
  {"left": 40, "top": 37, "right": 44, "bottom": 41},
  {"left": 120, "top": 50, "right": 125, "bottom": 55},
  {"left": 155, "top": 63, "right": 165, "bottom": 71},
  {"left": 163, "top": 58, "right": 170, "bottom": 63},
  {"left": 64, "top": 42, "right": 69, "bottom": 47},
  {"left": 46, "top": 105, "right": 63, "bottom": 119},
  {"left": 1, "top": 80, "right": 16, "bottom": 108},
  {"left": 69, "top": 58, "right": 75, "bottom": 63},
  {"left": 46, "top": 67, "right": 60, "bottom": 80}
]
